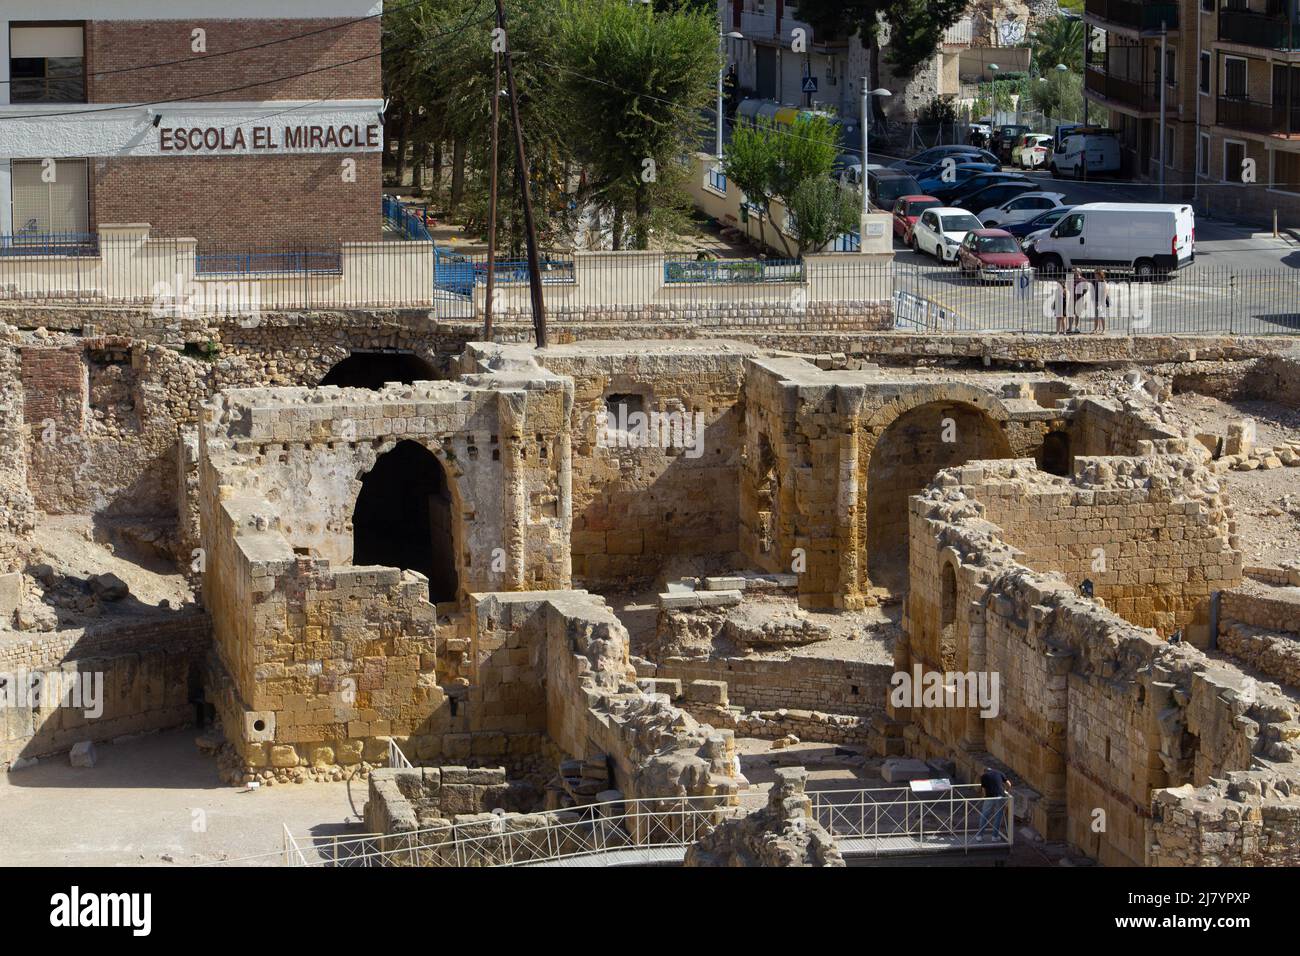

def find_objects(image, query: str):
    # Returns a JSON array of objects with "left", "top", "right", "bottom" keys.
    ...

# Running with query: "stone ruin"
[{"left": 3, "top": 314, "right": 1300, "bottom": 866}]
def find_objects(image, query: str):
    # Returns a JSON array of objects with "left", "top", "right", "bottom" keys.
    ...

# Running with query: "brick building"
[
  {"left": 0, "top": 2, "right": 384, "bottom": 250},
  {"left": 1084, "top": 0, "right": 1300, "bottom": 225}
]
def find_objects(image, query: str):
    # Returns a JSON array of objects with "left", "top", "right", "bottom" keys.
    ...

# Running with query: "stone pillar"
[{"left": 836, "top": 420, "right": 864, "bottom": 610}]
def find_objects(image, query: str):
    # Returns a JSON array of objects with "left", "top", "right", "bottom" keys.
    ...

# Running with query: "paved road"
[{"left": 891, "top": 168, "right": 1300, "bottom": 335}]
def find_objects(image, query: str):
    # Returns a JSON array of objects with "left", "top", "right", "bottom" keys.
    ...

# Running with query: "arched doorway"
[
  {"left": 321, "top": 350, "right": 436, "bottom": 390},
  {"left": 353, "top": 440, "right": 458, "bottom": 602},
  {"left": 865, "top": 401, "right": 1013, "bottom": 594}
]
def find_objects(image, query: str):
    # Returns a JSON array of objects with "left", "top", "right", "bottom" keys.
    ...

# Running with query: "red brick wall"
[
  {"left": 91, "top": 153, "right": 382, "bottom": 247},
  {"left": 86, "top": 18, "right": 381, "bottom": 102},
  {"left": 20, "top": 347, "right": 87, "bottom": 432}
]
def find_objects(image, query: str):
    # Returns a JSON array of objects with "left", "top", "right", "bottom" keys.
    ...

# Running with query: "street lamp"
[
  {"left": 988, "top": 63, "right": 999, "bottom": 123},
  {"left": 860, "top": 83, "right": 891, "bottom": 217},
  {"left": 717, "top": 31, "right": 744, "bottom": 160}
]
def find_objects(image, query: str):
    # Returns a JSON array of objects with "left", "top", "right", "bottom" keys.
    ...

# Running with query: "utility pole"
[
  {"left": 483, "top": 4, "right": 503, "bottom": 341},
  {"left": 1158, "top": 21, "right": 1167, "bottom": 202},
  {"left": 495, "top": 0, "right": 547, "bottom": 348}
]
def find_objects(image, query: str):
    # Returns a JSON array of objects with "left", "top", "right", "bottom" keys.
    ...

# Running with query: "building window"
[
  {"left": 8, "top": 25, "right": 85, "bottom": 104},
  {"left": 10, "top": 159, "right": 89, "bottom": 237},
  {"left": 1165, "top": 125, "right": 1176, "bottom": 167},
  {"left": 1223, "top": 56, "right": 1247, "bottom": 99},
  {"left": 1201, "top": 0, "right": 1214, "bottom": 11},
  {"left": 1198, "top": 133, "right": 1210, "bottom": 176},
  {"left": 1165, "top": 48, "right": 1176, "bottom": 87},
  {"left": 1274, "top": 150, "right": 1300, "bottom": 195},
  {"left": 1199, "top": 51, "right": 1210, "bottom": 94},
  {"left": 1223, "top": 140, "right": 1246, "bottom": 184}
]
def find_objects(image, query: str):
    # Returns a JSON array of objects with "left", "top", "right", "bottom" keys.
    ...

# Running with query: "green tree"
[
  {"left": 722, "top": 119, "right": 780, "bottom": 252},
  {"left": 556, "top": 0, "right": 719, "bottom": 249},
  {"left": 787, "top": 176, "right": 859, "bottom": 256},
  {"left": 1031, "top": 16, "right": 1085, "bottom": 74},
  {"left": 1027, "top": 70, "right": 1084, "bottom": 124}
]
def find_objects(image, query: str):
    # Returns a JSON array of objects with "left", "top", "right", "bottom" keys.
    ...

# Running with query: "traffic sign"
[{"left": 801, "top": 75, "right": 818, "bottom": 94}]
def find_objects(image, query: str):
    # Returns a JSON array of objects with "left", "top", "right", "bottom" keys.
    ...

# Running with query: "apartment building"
[
  {"left": 1085, "top": 0, "right": 1300, "bottom": 223},
  {"left": 717, "top": 0, "right": 973, "bottom": 124},
  {"left": 0, "top": 1, "right": 384, "bottom": 249}
]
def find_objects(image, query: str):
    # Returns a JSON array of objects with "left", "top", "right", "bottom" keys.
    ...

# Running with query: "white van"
[
  {"left": 1029, "top": 203, "right": 1195, "bottom": 277},
  {"left": 1050, "top": 131, "right": 1121, "bottom": 178}
]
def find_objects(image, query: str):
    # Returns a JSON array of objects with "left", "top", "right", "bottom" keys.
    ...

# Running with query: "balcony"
[
  {"left": 1087, "top": 0, "right": 1179, "bottom": 33},
  {"left": 1218, "top": 9, "right": 1300, "bottom": 50},
  {"left": 1216, "top": 95, "right": 1300, "bottom": 134},
  {"left": 1085, "top": 67, "right": 1162, "bottom": 113}
]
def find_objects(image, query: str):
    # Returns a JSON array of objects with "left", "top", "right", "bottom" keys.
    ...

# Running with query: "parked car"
[
  {"left": 1026, "top": 202, "right": 1196, "bottom": 277},
  {"left": 957, "top": 228, "right": 1032, "bottom": 282},
  {"left": 967, "top": 123, "right": 993, "bottom": 149},
  {"left": 836, "top": 162, "right": 886, "bottom": 189},
  {"left": 976, "top": 191, "right": 1067, "bottom": 227},
  {"left": 866, "top": 168, "right": 922, "bottom": 211},
  {"left": 1012, "top": 133, "right": 1055, "bottom": 168},
  {"left": 909, "top": 207, "right": 984, "bottom": 262},
  {"left": 892, "top": 144, "right": 1000, "bottom": 173},
  {"left": 1003, "top": 204, "right": 1075, "bottom": 239},
  {"left": 891, "top": 194, "right": 943, "bottom": 240},
  {"left": 993, "top": 124, "right": 1032, "bottom": 163},
  {"left": 932, "top": 170, "right": 1033, "bottom": 205},
  {"left": 915, "top": 162, "right": 1000, "bottom": 196},
  {"left": 954, "top": 181, "right": 1038, "bottom": 218},
  {"left": 1050, "top": 130, "right": 1122, "bottom": 177}
]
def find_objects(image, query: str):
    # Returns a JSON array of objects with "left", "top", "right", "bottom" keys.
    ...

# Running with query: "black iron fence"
[{"left": 0, "top": 232, "right": 1296, "bottom": 336}]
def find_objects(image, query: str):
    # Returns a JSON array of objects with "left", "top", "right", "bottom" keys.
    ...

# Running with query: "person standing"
[
  {"left": 975, "top": 765, "right": 1011, "bottom": 841},
  {"left": 1092, "top": 269, "right": 1111, "bottom": 333}
]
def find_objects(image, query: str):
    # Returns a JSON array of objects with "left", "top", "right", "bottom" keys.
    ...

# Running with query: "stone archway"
[
  {"left": 352, "top": 439, "right": 459, "bottom": 602},
  {"left": 1039, "top": 429, "right": 1072, "bottom": 476},
  {"left": 320, "top": 350, "right": 436, "bottom": 390},
  {"left": 864, "top": 401, "right": 1013, "bottom": 594}
]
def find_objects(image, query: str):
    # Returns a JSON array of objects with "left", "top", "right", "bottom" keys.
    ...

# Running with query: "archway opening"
[
  {"left": 866, "top": 401, "right": 1013, "bottom": 594},
  {"left": 1039, "top": 429, "right": 1072, "bottom": 477},
  {"left": 353, "top": 440, "right": 458, "bottom": 602},
  {"left": 321, "top": 351, "right": 436, "bottom": 390}
]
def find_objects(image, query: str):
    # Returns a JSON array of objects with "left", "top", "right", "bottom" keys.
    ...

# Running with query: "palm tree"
[{"left": 1031, "top": 16, "right": 1084, "bottom": 75}]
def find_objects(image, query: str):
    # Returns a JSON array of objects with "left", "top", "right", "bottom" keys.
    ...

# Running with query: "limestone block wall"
[
  {"left": 902, "top": 463, "right": 1298, "bottom": 866},
  {"left": 468, "top": 591, "right": 744, "bottom": 804},
  {"left": 0, "top": 612, "right": 210, "bottom": 766},
  {"left": 647, "top": 655, "right": 892, "bottom": 717},
  {"left": 1217, "top": 584, "right": 1300, "bottom": 689},
  {"left": 463, "top": 343, "right": 750, "bottom": 589},
  {"left": 739, "top": 358, "right": 1058, "bottom": 607},
  {"left": 947, "top": 457, "right": 1240, "bottom": 637},
  {"left": 1067, "top": 397, "right": 1182, "bottom": 459},
  {"left": 16, "top": 337, "right": 210, "bottom": 522}
]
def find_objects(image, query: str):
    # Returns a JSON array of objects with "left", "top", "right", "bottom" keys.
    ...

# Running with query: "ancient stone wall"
[
  {"left": 1, "top": 611, "right": 210, "bottom": 766},
  {"left": 198, "top": 374, "right": 573, "bottom": 775},
  {"left": 0, "top": 333, "right": 36, "bottom": 571},
  {"left": 947, "top": 457, "right": 1239, "bottom": 637},
  {"left": 902, "top": 458, "right": 1296, "bottom": 866},
  {"left": 1217, "top": 583, "right": 1300, "bottom": 689},
  {"left": 461, "top": 342, "right": 750, "bottom": 589},
  {"left": 647, "top": 655, "right": 891, "bottom": 717}
]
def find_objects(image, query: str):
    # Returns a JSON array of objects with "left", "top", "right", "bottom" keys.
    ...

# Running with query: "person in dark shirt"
[{"left": 975, "top": 765, "right": 1011, "bottom": 841}]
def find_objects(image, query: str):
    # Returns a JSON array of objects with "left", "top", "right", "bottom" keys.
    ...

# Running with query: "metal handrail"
[{"left": 278, "top": 783, "right": 1011, "bottom": 868}]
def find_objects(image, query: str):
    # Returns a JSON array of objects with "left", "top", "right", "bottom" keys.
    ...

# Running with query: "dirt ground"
[{"left": 0, "top": 729, "right": 366, "bottom": 867}]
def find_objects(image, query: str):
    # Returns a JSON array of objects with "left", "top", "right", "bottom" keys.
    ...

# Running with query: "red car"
[
  {"left": 956, "top": 228, "right": 1032, "bottom": 283},
  {"left": 891, "top": 194, "right": 943, "bottom": 241}
]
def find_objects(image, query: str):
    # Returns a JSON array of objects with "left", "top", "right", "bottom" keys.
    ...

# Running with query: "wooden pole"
[
  {"left": 484, "top": 13, "right": 502, "bottom": 341},
  {"left": 495, "top": 0, "right": 547, "bottom": 348}
]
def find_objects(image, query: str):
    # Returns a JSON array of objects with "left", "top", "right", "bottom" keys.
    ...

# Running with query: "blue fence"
[
  {"left": 663, "top": 257, "right": 804, "bottom": 285},
  {"left": 707, "top": 167, "right": 727, "bottom": 193},
  {"left": 0, "top": 232, "right": 98, "bottom": 257},
  {"left": 383, "top": 195, "right": 433, "bottom": 241}
]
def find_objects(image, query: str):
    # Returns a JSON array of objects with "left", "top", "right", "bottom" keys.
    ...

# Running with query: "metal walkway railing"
[{"left": 276, "top": 784, "right": 1014, "bottom": 868}]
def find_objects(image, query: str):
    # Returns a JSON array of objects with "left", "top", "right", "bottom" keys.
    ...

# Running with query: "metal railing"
[
  {"left": 1088, "top": 0, "right": 1179, "bottom": 32},
  {"left": 1215, "top": 95, "right": 1300, "bottom": 135},
  {"left": 1084, "top": 68, "right": 1161, "bottom": 113},
  {"left": 662, "top": 257, "right": 802, "bottom": 285},
  {"left": 277, "top": 784, "right": 1011, "bottom": 868},
  {"left": 388, "top": 738, "right": 414, "bottom": 769},
  {"left": 1218, "top": 8, "right": 1300, "bottom": 49},
  {"left": 384, "top": 195, "right": 434, "bottom": 241}
]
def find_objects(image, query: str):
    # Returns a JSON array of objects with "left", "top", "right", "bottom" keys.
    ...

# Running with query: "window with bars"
[{"left": 10, "top": 159, "right": 90, "bottom": 238}]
